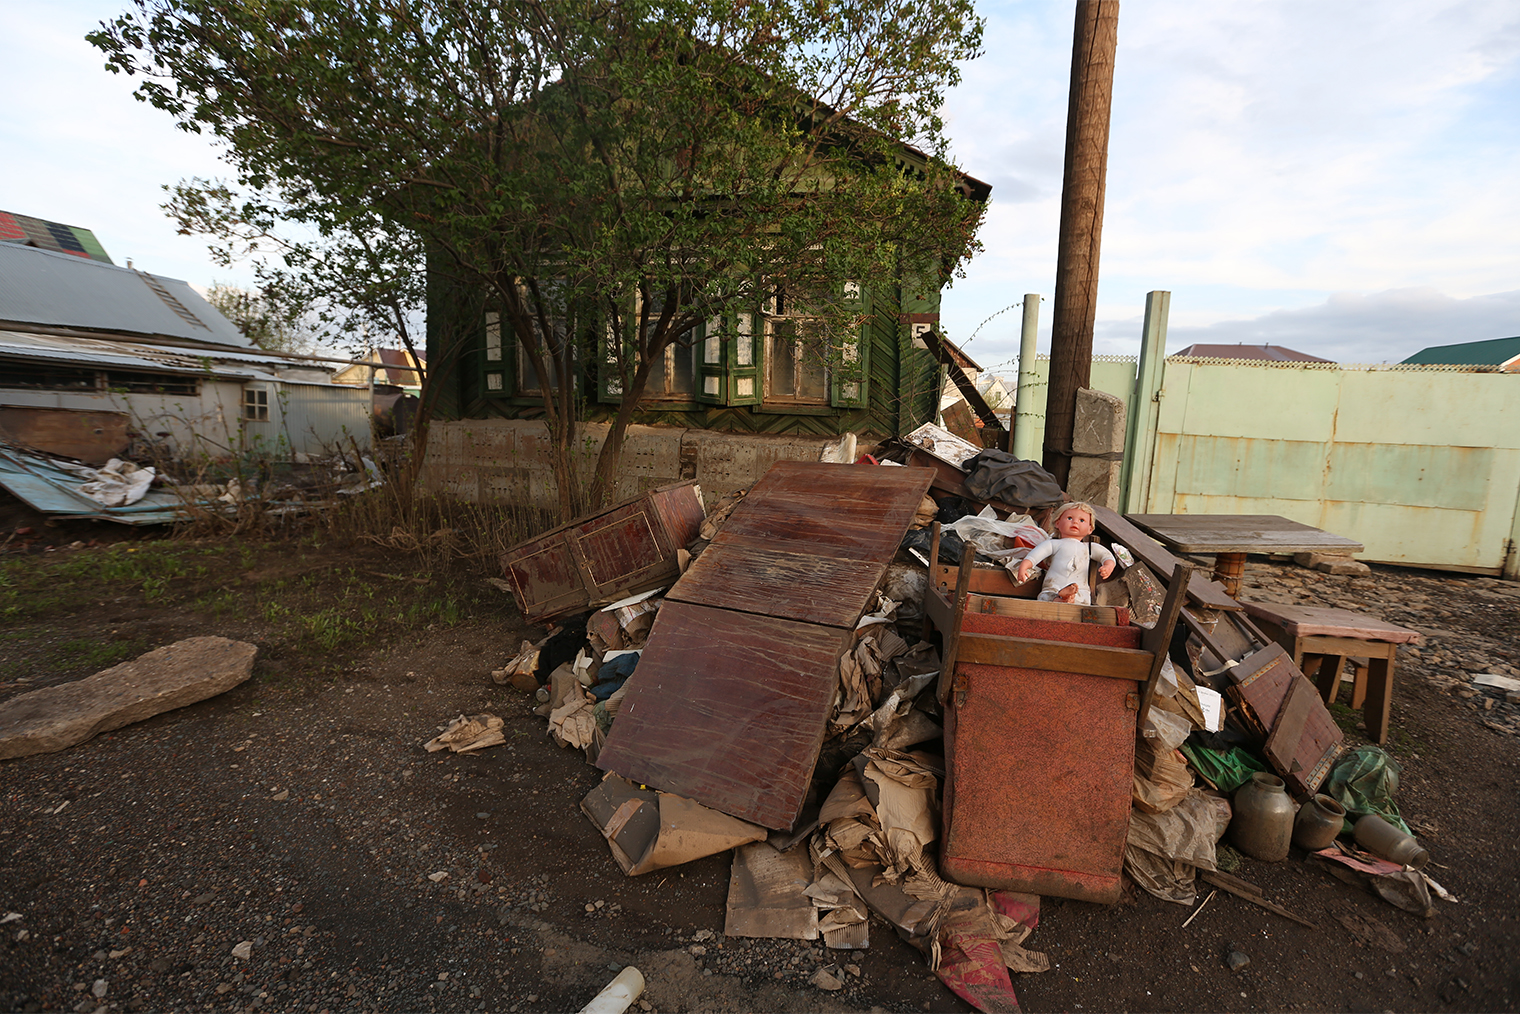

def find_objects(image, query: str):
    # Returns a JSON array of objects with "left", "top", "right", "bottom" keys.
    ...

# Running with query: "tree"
[
  {"left": 91, "top": 0, "right": 987, "bottom": 520},
  {"left": 202, "top": 281, "right": 314, "bottom": 354}
]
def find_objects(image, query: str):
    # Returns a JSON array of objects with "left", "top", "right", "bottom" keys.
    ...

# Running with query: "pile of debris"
[{"left": 468, "top": 435, "right": 1443, "bottom": 1012}]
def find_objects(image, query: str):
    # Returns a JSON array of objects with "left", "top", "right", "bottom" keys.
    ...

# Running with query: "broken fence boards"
[{"left": 598, "top": 462, "right": 936, "bottom": 830}]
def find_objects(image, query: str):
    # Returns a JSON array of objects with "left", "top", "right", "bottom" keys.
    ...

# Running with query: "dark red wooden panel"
[
  {"left": 596, "top": 601, "right": 852, "bottom": 830},
  {"left": 714, "top": 461, "right": 934, "bottom": 560},
  {"left": 940, "top": 613, "right": 1142, "bottom": 904},
  {"left": 667, "top": 538, "right": 888, "bottom": 628},
  {"left": 598, "top": 463, "right": 933, "bottom": 830}
]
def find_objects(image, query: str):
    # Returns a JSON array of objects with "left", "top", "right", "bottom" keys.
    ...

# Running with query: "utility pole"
[{"left": 1043, "top": 0, "right": 1119, "bottom": 488}]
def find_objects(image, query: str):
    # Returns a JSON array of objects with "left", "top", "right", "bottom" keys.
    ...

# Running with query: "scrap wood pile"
[{"left": 477, "top": 434, "right": 1443, "bottom": 1013}]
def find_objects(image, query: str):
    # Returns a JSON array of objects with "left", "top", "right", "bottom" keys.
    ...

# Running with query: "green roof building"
[{"left": 1401, "top": 335, "right": 1520, "bottom": 369}]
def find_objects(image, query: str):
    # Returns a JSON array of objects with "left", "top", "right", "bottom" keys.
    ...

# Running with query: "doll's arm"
[
  {"left": 1091, "top": 543, "right": 1116, "bottom": 580},
  {"left": 1016, "top": 539, "right": 1056, "bottom": 583}
]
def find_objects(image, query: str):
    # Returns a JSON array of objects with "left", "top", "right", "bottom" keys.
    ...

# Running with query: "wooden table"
[
  {"left": 1241, "top": 602, "right": 1421, "bottom": 746},
  {"left": 1126, "top": 514, "right": 1364, "bottom": 598}
]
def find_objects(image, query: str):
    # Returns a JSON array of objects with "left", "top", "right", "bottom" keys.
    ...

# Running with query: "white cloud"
[{"left": 940, "top": 0, "right": 1520, "bottom": 369}]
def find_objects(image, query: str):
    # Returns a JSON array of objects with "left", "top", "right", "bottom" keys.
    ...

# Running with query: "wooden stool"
[{"left": 1241, "top": 602, "right": 1421, "bottom": 746}]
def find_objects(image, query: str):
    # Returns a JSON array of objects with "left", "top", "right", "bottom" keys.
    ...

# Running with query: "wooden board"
[
  {"left": 1227, "top": 643, "right": 1344, "bottom": 796},
  {"left": 500, "top": 480, "right": 705, "bottom": 621},
  {"left": 597, "top": 601, "right": 852, "bottom": 830},
  {"left": 713, "top": 461, "right": 933, "bottom": 560},
  {"left": 1092, "top": 505, "right": 1241, "bottom": 612},
  {"left": 1241, "top": 602, "right": 1420, "bottom": 643},
  {"left": 599, "top": 462, "right": 936, "bottom": 830},
  {"left": 0, "top": 407, "right": 128, "bottom": 465},
  {"left": 669, "top": 539, "right": 886, "bottom": 628},
  {"left": 1128, "top": 513, "right": 1364, "bottom": 556}
]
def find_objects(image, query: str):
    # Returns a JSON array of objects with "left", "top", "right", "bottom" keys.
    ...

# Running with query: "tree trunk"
[{"left": 1044, "top": 0, "right": 1119, "bottom": 488}]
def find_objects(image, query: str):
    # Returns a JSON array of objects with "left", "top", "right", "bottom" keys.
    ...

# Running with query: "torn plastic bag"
[
  {"left": 1325, "top": 746, "right": 1410, "bottom": 835},
  {"left": 942, "top": 506, "right": 1045, "bottom": 564},
  {"left": 1179, "top": 741, "right": 1265, "bottom": 793},
  {"left": 961, "top": 451, "right": 1065, "bottom": 510},
  {"left": 901, "top": 526, "right": 978, "bottom": 565},
  {"left": 1311, "top": 843, "right": 1434, "bottom": 917}
]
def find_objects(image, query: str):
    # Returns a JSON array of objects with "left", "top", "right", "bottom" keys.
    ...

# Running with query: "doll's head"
[{"left": 1051, "top": 501, "right": 1096, "bottom": 540}]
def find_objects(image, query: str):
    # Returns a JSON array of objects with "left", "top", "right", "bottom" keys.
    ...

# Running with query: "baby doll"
[{"left": 1014, "top": 501, "right": 1116, "bottom": 605}]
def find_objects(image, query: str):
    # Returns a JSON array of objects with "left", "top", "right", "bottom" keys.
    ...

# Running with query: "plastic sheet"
[
  {"left": 1325, "top": 746, "right": 1410, "bottom": 835},
  {"left": 1180, "top": 741, "right": 1267, "bottom": 793},
  {"left": 1133, "top": 737, "right": 1195, "bottom": 814}
]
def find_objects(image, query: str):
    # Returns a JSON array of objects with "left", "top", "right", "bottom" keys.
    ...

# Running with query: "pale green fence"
[{"left": 1131, "top": 359, "right": 1520, "bottom": 576}]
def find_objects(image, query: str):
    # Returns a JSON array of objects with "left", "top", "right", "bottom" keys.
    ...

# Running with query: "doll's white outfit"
[{"left": 1021, "top": 536, "right": 1115, "bottom": 605}]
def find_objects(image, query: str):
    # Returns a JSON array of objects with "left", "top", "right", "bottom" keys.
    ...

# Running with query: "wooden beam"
[{"left": 955, "top": 634, "right": 1153, "bottom": 681}]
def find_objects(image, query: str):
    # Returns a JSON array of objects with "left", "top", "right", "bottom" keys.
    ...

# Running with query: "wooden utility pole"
[{"left": 1044, "top": 0, "right": 1119, "bottom": 487}]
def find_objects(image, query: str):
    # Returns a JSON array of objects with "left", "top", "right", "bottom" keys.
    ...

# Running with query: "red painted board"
[
  {"left": 596, "top": 600, "right": 852, "bottom": 830},
  {"left": 668, "top": 538, "right": 888, "bottom": 628},
  {"left": 713, "top": 461, "right": 935, "bottom": 561},
  {"left": 940, "top": 614, "right": 1142, "bottom": 904}
]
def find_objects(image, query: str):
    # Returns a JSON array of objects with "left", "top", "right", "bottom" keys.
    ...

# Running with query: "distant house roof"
[
  {"left": 1400, "top": 336, "right": 1520, "bottom": 368},
  {"left": 0, "top": 210, "right": 113, "bottom": 264},
  {"left": 1171, "top": 343, "right": 1331, "bottom": 363},
  {"left": 0, "top": 243, "right": 252, "bottom": 350}
]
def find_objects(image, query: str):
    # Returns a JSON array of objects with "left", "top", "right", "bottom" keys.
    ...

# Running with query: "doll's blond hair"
[{"left": 1048, "top": 501, "right": 1095, "bottom": 534}]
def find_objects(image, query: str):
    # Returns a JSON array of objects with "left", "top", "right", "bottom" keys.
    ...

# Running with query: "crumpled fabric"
[
  {"left": 961, "top": 450, "right": 1065, "bottom": 509},
  {"left": 77, "top": 458, "right": 156, "bottom": 507}
]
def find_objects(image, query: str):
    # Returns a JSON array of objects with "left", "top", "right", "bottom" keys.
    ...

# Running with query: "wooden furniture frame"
[
  {"left": 1126, "top": 513, "right": 1363, "bottom": 599},
  {"left": 1241, "top": 603, "right": 1419, "bottom": 747}
]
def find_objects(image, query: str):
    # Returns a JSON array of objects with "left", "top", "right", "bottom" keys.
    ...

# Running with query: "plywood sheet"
[
  {"left": 596, "top": 600, "right": 852, "bottom": 829},
  {"left": 599, "top": 462, "right": 934, "bottom": 830}
]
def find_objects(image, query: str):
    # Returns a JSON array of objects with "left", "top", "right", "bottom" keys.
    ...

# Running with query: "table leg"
[
  {"left": 1212, "top": 552, "right": 1246, "bottom": 598},
  {"left": 1362, "top": 655, "right": 1394, "bottom": 746}
]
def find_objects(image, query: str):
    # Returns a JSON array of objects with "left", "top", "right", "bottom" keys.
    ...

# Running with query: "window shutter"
[
  {"left": 696, "top": 316, "right": 725, "bottom": 404},
  {"left": 727, "top": 311, "right": 761, "bottom": 406},
  {"left": 830, "top": 284, "right": 870, "bottom": 408}
]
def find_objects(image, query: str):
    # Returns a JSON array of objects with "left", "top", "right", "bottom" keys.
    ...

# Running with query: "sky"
[{"left": 2, "top": 1, "right": 1517, "bottom": 368}]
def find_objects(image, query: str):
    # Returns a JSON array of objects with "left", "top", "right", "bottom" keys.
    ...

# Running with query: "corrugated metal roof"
[
  {"left": 0, "top": 330, "right": 272, "bottom": 381},
  {"left": 1401, "top": 335, "right": 1520, "bottom": 366},
  {"left": 0, "top": 243, "right": 253, "bottom": 348},
  {"left": 1171, "top": 343, "right": 1331, "bottom": 363}
]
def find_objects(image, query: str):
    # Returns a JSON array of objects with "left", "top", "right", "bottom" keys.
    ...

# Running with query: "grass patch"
[{"left": 0, "top": 535, "right": 493, "bottom": 686}]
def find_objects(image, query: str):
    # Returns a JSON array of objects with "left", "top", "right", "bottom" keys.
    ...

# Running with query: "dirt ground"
[{"left": 1, "top": 519, "right": 1518, "bottom": 1014}]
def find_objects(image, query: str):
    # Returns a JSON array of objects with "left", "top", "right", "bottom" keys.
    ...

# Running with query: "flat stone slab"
[{"left": 0, "top": 636, "right": 257, "bottom": 760}]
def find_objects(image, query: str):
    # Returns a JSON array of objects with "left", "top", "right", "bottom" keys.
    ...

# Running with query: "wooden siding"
[{"left": 430, "top": 273, "right": 944, "bottom": 439}]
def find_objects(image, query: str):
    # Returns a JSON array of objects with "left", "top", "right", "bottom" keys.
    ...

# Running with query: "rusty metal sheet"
[
  {"left": 598, "top": 462, "right": 935, "bottom": 829},
  {"left": 596, "top": 600, "right": 852, "bottom": 830},
  {"left": 940, "top": 613, "right": 1143, "bottom": 904},
  {"left": 500, "top": 480, "right": 705, "bottom": 622}
]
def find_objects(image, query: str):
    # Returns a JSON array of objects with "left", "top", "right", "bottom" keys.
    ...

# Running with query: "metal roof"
[
  {"left": 0, "top": 330, "right": 275, "bottom": 382},
  {"left": 1170, "top": 343, "right": 1331, "bottom": 363},
  {"left": 0, "top": 210, "right": 114, "bottom": 263},
  {"left": 0, "top": 243, "right": 253, "bottom": 349},
  {"left": 1401, "top": 335, "right": 1520, "bottom": 366}
]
